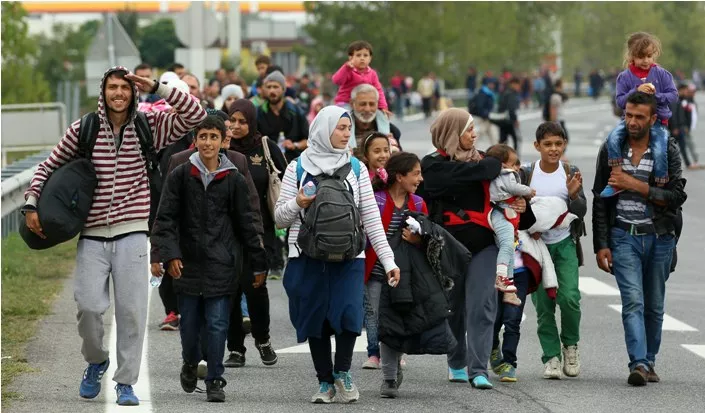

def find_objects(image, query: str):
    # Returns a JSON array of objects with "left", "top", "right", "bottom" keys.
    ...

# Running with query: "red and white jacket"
[{"left": 24, "top": 66, "right": 207, "bottom": 239}]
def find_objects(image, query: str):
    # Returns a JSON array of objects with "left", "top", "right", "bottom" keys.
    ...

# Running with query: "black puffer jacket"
[
  {"left": 152, "top": 158, "right": 267, "bottom": 297},
  {"left": 378, "top": 213, "right": 469, "bottom": 355}
]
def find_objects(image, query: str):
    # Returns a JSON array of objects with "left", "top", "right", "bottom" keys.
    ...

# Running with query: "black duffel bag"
[{"left": 20, "top": 157, "right": 97, "bottom": 249}]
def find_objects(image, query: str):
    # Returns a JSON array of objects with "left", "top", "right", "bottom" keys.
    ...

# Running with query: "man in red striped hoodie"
[{"left": 21, "top": 66, "right": 207, "bottom": 406}]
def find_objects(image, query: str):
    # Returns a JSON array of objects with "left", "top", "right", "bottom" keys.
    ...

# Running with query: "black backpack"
[
  {"left": 20, "top": 112, "right": 160, "bottom": 250},
  {"left": 78, "top": 111, "right": 162, "bottom": 230},
  {"left": 296, "top": 163, "right": 366, "bottom": 262}
]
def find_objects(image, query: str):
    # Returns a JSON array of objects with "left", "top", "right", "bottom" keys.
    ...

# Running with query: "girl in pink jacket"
[{"left": 333, "top": 40, "right": 389, "bottom": 111}]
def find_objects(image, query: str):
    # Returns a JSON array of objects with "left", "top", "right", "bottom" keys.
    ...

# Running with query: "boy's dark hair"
[
  {"left": 485, "top": 144, "right": 516, "bottom": 164},
  {"left": 535, "top": 121, "right": 567, "bottom": 142},
  {"left": 194, "top": 115, "right": 226, "bottom": 140},
  {"left": 625, "top": 91, "right": 657, "bottom": 116},
  {"left": 255, "top": 55, "right": 271, "bottom": 66},
  {"left": 677, "top": 83, "right": 689, "bottom": 91},
  {"left": 133, "top": 63, "right": 151, "bottom": 72},
  {"left": 508, "top": 77, "right": 521, "bottom": 85},
  {"left": 347, "top": 40, "right": 373, "bottom": 56},
  {"left": 372, "top": 152, "right": 420, "bottom": 192},
  {"left": 554, "top": 79, "right": 563, "bottom": 88},
  {"left": 167, "top": 63, "right": 185, "bottom": 72}
]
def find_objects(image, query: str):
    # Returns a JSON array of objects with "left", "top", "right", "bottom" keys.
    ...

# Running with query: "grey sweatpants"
[
  {"left": 380, "top": 342, "right": 402, "bottom": 381},
  {"left": 447, "top": 245, "right": 499, "bottom": 380},
  {"left": 74, "top": 233, "right": 149, "bottom": 385}
]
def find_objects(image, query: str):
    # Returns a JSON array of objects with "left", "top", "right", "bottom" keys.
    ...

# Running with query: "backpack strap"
[
  {"left": 526, "top": 161, "right": 537, "bottom": 186},
  {"left": 350, "top": 157, "right": 361, "bottom": 179},
  {"left": 77, "top": 112, "right": 100, "bottom": 159},
  {"left": 410, "top": 194, "right": 424, "bottom": 212},
  {"left": 134, "top": 111, "right": 158, "bottom": 171},
  {"left": 563, "top": 160, "right": 571, "bottom": 177},
  {"left": 297, "top": 157, "right": 361, "bottom": 186}
]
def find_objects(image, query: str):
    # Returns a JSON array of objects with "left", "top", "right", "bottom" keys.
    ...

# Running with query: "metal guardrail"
[{"left": 1, "top": 150, "right": 52, "bottom": 239}]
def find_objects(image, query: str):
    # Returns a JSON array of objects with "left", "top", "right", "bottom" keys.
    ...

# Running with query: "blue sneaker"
[
  {"left": 115, "top": 384, "right": 139, "bottom": 406},
  {"left": 448, "top": 367, "right": 469, "bottom": 383},
  {"left": 599, "top": 185, "right": 624, "bottom": 198},
  {"left": 471, "top": 375, "right": 494, "bottom": 389},
  {"left": 79, "top": 359, "right": 110, "bottom": 399}
]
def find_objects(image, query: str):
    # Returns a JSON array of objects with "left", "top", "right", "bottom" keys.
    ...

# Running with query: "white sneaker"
[
  {"left": 562, "top": 345, "right": 581, "bottom": 377},
  {"left": 543, "top": 357, "right": 562, "bottom": 380},
  {"left": 333, "top": 371, "right": 359, "bottom": 403},
  {"left": 311, "top": 382, "right": 335, "bottom": 404},
  {"left": 196, "top": 361, "right": 207, "bottom": 380}
]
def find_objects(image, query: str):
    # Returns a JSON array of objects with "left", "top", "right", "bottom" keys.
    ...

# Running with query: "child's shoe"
[
  {"left": 495, "top": 275, "right": 518, "bottom": 293},
  {"left": 503, "top": 292, "right": 522, "bottom": 306},
  {"left": 599, "top": 184, "right": 624, "bottom": 198}
]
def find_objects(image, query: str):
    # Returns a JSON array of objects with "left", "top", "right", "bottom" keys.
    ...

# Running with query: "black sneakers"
[
  {"left": 206, "top": 378, "right": 226, "bottom": 402},
  {"left": 223, "top": 351, "right": 245, "bottom": 368},
  {"left": 256, "top": 340, "right": 278, "bottom": 366},
  {"left": 180, "top": 362, "right": 198, "bottom": 393}
]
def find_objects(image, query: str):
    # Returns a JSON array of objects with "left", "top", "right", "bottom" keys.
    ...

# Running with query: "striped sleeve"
[
  {"left": 24, "top": 119, "right": 82, "bottom": 205},
  {"left": 357, "top": 163, "right": 398, "bottom": 273},
  {"left": 274, "top": 160, "right": 303, "bottom": 230},
  {"left": 148, "top": 83, "right": 207, "bottom": 151}
]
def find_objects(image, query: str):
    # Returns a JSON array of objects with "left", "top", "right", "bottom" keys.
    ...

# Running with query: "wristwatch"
[{"left": 149, "top": 79, "right": 159, "bottom": 94}]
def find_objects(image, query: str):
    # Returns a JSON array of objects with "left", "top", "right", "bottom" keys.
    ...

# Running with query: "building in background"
[{"left": 24, "top": 1, "right": 309, "bottom": 74}]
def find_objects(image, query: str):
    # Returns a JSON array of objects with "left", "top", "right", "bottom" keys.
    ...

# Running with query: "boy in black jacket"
[{"left": 152, "top": 116, "right": 267, "bottom": 402}]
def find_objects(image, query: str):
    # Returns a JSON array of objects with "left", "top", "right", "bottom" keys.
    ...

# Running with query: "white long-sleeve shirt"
[{"left": 274, "top": 160, "right": 398, "bottom": 274}]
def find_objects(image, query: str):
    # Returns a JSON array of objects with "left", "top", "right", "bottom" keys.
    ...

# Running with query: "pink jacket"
[{"left": 332, "top": 63, "right": 388, "bottom": 109}]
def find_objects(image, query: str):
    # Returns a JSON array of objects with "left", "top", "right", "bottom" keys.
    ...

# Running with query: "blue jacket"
[{"left": 615, "top": 65, "right": 678, "bottom": 122}]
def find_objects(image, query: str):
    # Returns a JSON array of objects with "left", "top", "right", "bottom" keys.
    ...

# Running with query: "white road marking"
[
  {"left": 279, "top": 331, "right": 370, "bottom": 354},
  {"left": 579, "top": 277, "right": 620, "bottom": 296},
  {"left": 608, "top": 305, "right": 698, "bottom": 332},
  {"left": 681, "top": 344, "right": 705, "bottom": 360},
  {"left": 105, "top": 269, "right": 153, "bottom": 412},
  {"left": 280, "top": 314, "right": 529, "bottom": 354}
]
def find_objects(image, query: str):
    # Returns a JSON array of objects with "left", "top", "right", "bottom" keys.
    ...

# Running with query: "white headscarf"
[{"left": 299, "top": 105, "right": 352, "bottom": 176}]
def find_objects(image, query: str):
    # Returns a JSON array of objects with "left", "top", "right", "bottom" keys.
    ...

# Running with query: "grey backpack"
[{"left": 297, "top": 163, "right": 366, "bottom": 262}]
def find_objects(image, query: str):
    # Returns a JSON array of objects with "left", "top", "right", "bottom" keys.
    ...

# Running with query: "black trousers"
[
  {"left": 307, "top": 320, "right": 357, "bottom": 384},
  {"left": 498, "top": 121, "right": 521, "bottom": 157},
  {"left": 226, "top": 275, "right": 271, "bottom": 354},
  {"left": 159, "top": 274, "right": 178, "bottom": 315}
]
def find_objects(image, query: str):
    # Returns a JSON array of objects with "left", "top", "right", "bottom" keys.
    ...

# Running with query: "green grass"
[{"left": 1, "top": 233, "right": 77, "bottom": 403}]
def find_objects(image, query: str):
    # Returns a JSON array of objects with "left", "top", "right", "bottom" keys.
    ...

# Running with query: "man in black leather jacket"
[{"left": 591, "top": 92, "right": 686, "bottom": 387}]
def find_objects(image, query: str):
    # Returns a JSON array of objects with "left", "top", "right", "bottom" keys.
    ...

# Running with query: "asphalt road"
[{"left": 6, "top": 96, "right": 705, "bottom": 413}]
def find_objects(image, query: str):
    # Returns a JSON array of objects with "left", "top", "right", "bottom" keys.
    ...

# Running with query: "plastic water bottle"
[
  {"left": 277, "top": 131, "right": 286, "bottom": 153},
  {"left": 150, "top": 263, "right": 164, "bottom": 287},
  {"left": 303, "top": 181, "right": 317, "bottom": 197}
]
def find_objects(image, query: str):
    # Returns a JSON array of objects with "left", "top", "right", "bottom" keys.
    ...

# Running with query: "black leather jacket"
[{"left": 591, "top": 137, "right": 687, "bottom": 253}]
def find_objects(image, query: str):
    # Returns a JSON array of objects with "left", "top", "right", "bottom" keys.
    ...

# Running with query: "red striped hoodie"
[{"left": 24, "top": 66, "right": 207, "bottom": 239}]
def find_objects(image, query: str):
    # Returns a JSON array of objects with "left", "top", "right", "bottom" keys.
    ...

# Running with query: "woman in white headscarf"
[{"left": 274, "top": 106, "right": 400, "bottom": 404}]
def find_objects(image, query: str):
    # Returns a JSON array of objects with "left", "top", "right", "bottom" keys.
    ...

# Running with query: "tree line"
[{"left": 302, "top": 1, "right": 705, "bottom": 85}]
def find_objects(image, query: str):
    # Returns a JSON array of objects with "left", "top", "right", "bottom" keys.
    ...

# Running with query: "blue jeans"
[
  {"left": 178, "top": 294, "right": 230, "bottom": 382},
  {"left": 606, "top": 120, "right": 669, "bottom": 185},
  {"left": 492, "top": 269, "right": 529, "bottom": 368},
  {"left": 240, "top": 294, "right": 249, "bottom": 318},
  {"left": 610, "top": 226, "right": 675, "bottom": 371},
  {"left": 363, "top": 280, "right": 383, "bottom": 358},
  {"left": 491, "top": 208, "right": 516, "bottom": 278}
]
